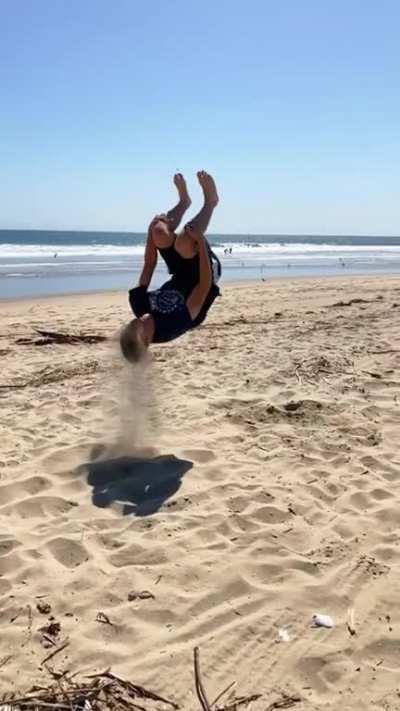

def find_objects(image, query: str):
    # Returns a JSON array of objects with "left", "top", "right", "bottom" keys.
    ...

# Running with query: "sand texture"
[{"left": 0, "top": 276, "right": 400, "bottom": 710}]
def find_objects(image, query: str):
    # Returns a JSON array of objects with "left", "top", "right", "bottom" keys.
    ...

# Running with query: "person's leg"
[
  {"left": 175, "top": 172, "right": 219, "bottom": 258},
  {"left": 187, "top": 171, "right": 219, "bottom": 235},
  {"left": 166, "top": 173, "right": 192, "bottom": 232}
]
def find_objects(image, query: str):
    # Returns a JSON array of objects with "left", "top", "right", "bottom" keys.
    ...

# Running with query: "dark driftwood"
[
  {"left": 328, "top": 298, "right": 375, "bottom": 308},
  {"left": 266, "top": 696, "right": 301, "bottom": 710},
  {"left": 369, "top": 349, "right": 400, "bottom": 354},
  {"left": 194, "top": 647, "right": 211, "bottom": 711},
  {"left": 0, "top": 383, "right": 28, "bottom": 389},
  {"left": 15, "top": 329, "right": 108, "bottom": 347}
]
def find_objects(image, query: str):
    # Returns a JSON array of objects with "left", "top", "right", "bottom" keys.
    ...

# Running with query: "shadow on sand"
[{"left": 86, "top": 453, "right": 193, "bottom": 516}]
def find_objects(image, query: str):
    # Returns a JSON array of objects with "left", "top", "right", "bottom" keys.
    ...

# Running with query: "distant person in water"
[{"left": 120, "top": 171, "right": 221, "bottom": 363}]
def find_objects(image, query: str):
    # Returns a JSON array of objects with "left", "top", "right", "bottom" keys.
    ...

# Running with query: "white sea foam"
[
  {"left": 1, "top": 241, "right": 400, "bottom": 261},
  {"left": 0, "top": 243, "right": 146, "bottom": 258}
]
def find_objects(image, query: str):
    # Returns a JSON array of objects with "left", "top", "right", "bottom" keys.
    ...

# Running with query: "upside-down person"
[{"left": 120, "top": 172, "right": 221, "bottom": 362}]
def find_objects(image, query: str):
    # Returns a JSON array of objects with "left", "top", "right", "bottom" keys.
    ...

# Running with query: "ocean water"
[{"left": 1, "top": 230, "right": 400, "bottom": 299}]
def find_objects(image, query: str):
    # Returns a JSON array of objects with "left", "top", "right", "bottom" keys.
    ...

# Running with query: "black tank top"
[
  {"left": 158, "top": 240, "right": 221, "bottom": 289},
  {"left": 158, "top": 244, "right": 200, "bottom": 287}
]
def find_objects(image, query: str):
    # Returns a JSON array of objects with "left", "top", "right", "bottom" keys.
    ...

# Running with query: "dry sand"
[{"left": 0, "top": 276, "right": 400, "bottom": 710}]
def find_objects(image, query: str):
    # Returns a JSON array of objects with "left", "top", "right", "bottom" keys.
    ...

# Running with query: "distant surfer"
[{"left": 120, "top": 171, "right": 221, "bottom": 362}]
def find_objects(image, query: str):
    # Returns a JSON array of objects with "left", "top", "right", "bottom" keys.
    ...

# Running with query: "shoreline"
[{"left": 1, "top": 271, "right": 400, "bottom": 307}]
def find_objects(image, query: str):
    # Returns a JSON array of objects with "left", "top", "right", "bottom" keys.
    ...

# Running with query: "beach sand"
[{"left": 0, "top": 276, "right": 400, "bottom": 710}]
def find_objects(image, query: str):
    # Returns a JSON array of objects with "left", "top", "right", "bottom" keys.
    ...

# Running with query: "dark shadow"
[{"left": 85, "top": 453, "right": 193, "bottom": 517}]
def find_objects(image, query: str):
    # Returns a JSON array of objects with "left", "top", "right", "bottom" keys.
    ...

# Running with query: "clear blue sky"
[{"left": 1, "top": 0, "right": 399, "bottom": 234}]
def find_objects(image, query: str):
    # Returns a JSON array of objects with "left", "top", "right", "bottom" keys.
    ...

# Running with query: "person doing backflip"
[{"left": 120, "top": 171, "right": 221, "bottom": 362}]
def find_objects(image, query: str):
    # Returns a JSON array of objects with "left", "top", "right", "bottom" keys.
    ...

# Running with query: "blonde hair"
[{"left": 119, "top": 321, "right": 146, "bottom": 363}]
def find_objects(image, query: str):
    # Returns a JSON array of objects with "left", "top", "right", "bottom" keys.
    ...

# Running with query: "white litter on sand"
[
  {"left": 312, "top": 613, "right": 335, "bottom": 629},
  {"left": 278, "top": 627, "right": 292, "bottom": 642}
]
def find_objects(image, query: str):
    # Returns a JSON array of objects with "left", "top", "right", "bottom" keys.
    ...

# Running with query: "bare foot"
[
  {"left": 173, "top": 173, "right": 191, "bottom": 209},
  {"left": 197, "top": 171, "right": 219, "bottom": 207}
]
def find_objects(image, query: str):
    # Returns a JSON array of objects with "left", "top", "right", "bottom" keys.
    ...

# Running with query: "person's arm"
[
  {"left": 186, "top": 229, "right": 212, "bottom": 320},
  {"left": 138, "top": 226, "right": 158, "bottom": 287}
]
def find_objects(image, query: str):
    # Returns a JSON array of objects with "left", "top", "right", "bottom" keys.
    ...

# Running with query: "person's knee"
[{"left": 151, "top": 219, "right": 171, "bottom": 248}]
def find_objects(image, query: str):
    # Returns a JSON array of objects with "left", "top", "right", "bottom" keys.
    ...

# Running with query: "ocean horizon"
[{"left": 1, "top": 229, "right": 400, "bottom": 299}]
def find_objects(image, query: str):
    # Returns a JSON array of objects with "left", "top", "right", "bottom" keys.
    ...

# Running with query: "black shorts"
[{"left": 128, "top": 281, "right": 220, "bottom": 342}]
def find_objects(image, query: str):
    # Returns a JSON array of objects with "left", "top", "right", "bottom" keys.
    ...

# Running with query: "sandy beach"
[{"left": 0, "top": 275, "right": 400, "bottom": 710}]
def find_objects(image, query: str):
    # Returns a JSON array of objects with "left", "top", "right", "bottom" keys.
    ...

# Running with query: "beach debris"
[
  {"left": 194, "top": 647, "right": 260, "bottom": 711},
  {"left": 39, "top": 621, "right": 61, "bottom": 638},
  {"left": 362, "top": 370, "right": 382, "bottom": 379},
  {"left": 369, "top": 348, "right": 400, "bottom": 354},
  {"left": 0, "top": 647, "right": 261, "bottom": 710},
  {"left": 278, "top": 627, "right": 291, "bottom": 642},
  {"left": 9, "top": 607, "right": 24, "bottom": 624},
  {"left": 95, "top": 612, "right": 113, "bottom": 626},
  {"left": 0, "top": 655, "right": 12, "bottom": 671},
  {"left": 36, "top": 601, "right": 52, "bottom": 615},
  {"left": 40, "top": 639, "right": 70, "bottom": 666},
  {"left": 266, "top": 695, "right": 302, "bottom": 710},
  {"left": 40, "top": 633, "right": 57, "bottom": 648},
  {"left": 329, "top": 298, "right": 376, "bottom": 308},
  {"left": 312, "top": 613, "right": 335, "bottom": 629},
  {"left": 16, "top": 329, "right": 108, "bottom": 347},
  {"left": 128, "top": 590, "right": 155, "bottom": 602},
  {"left": 194, "top": 647, "right": 211, "bottom": 711},
  {"left": 1, "top": 670, "right": 178, "bottom": 711},
  {"left": 211, "top": 681, "right": 236, "bottom": 707},
  {"left": 347, "top": 608, "right": 356, "bottom": 636},
  {"left": 284, "top": 401, "right": 302, "bottom": 412}
]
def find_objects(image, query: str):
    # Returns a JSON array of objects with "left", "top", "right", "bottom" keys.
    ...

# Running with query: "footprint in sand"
[{"left": 47, "top": 537, "right": 89, "bottom": 568}]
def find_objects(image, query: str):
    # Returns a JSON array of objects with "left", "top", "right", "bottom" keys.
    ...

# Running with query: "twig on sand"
[
  {"left": 211, "top": 681, "right": 236, "bottom": 708},
  {"left": 10, "top": 607, "right": 24, "bottom": 623},
  {"left": 194, "top": 647, "right": 212, "bottom": 711},
  {"left": 42, "top": 634, "right": 57, "bottom": 647},
  {"left": 193, "top": 649, "right": 259, "bottom": 711},
  {"left": 0, "top": 383, "right": 29, "bottom": 389},
  {"left": 0, "top": 654, "right": 12, "bottom": 670},
  {"left": 347, "top": 607, "right": 356, "bottom": 636},
  {"left": 41, "top": 641, "right": 70, "bottom": 666},
  {"left": 220, "top": 695, "right": 261, "bottom": 711},
  {"left": 369, "top": 349, "right": 400, "bottom": 354},
  {"left": 266, "top": 695, "right": 302, "bottom": 710}
]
